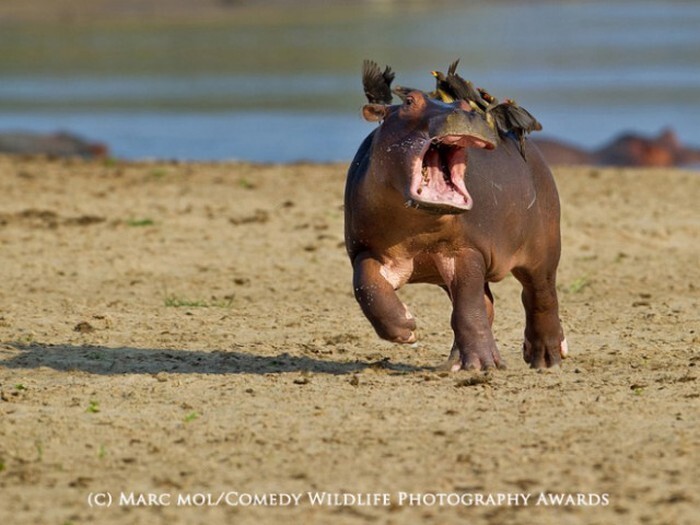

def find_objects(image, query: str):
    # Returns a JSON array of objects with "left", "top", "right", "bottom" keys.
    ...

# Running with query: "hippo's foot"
[
  {"left": 396, "top": 302, "right": 417, "bottom": 343},
  {"left": 375, "top": 302, "right": 416, "bottom": 343},
  {"left": 523, "top": 336, "right": 568, "bottom": 368},
  {"left": 376, "top": 323, "right": 416, "bottom": 344},
  {"left": 436, "top": 342, "right": 506, "bottom": 372},
  {"left": 390, "top": 329, "right": 416, "bottom": 344}
]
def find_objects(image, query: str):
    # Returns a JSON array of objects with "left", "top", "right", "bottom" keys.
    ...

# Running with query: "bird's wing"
[{"left": 362, "top": 60, "right": 394, "bottom": 104}]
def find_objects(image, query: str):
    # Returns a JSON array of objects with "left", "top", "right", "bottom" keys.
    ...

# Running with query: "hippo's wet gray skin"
[{"left": 345, "top": 90, "right": 567, "bottom": 370}]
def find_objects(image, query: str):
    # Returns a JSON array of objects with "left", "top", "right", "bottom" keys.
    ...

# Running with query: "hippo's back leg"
[
  {"left": 512, "top": 265, "right": 567, "bottom": 368},
  {"left": 484, "top": 282, "right": 494, "bottom": 326}
]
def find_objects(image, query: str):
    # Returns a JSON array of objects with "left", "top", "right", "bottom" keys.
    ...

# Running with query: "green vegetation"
[
  {"left": 164, "top": 296, "right": 209, "bottom": 308},
  {"left": 164, "top": 295, "right": 234, "bottom": 308},
  {"left": 148, "top": 168, "right": 168, "bottom": 180},
  {"left": 126, "top": 218, "right": 155, "bottom": 227},
  {"left": 238, "top": 177, "right": 255, "bottom": 190},
  {"left": 567, "top": 276, "right": 590, "bottom": 294},
  {"left": 18, "top": 333, "right": 34, "bottom": 345},
  {"left": 86, "top": 400, "right": 100, "bottom": 413},
  {"left": 184, "top": 411, "right": 199, "bottom": 423}
]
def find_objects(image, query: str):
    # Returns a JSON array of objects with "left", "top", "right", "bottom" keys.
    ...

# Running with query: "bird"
[
  {"left": 430, "top": 59, "right": 463, "bottom": 102},
  {"left": 487, "top": 99, "right": 543, "bottom": 158},
  {"left": 445, "top": 59, "right": 487, "bottom": 109},
  {"left": 429, "top": 60, "right": 543, "bottom": 159},
  {"left": 430, "top": 69, "right": 454, "bottom": 102},
  {"left": 362, "top": 60, "right": 395, "bottom": 104},
  {"left": 431, "top": 59, "right": 487, "bottom": 109},
  {"left": 477, "top": 87, "right": 497, "bottom": 105}
]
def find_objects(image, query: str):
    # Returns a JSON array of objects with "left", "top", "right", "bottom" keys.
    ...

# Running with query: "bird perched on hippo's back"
[{"left": 487, "top": 98, "right": 542, "bottom": 158}]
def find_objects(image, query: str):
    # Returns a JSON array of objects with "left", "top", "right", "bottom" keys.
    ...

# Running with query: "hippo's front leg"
[
  {"left": 441, "top": 252, "right": 505, "bottom": 371},
  {"left": 352, "top": 253, "right": 416, "bottom": 344}
]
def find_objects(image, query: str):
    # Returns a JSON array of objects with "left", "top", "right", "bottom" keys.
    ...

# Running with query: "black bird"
[
  {"left": 430, "top": 59, "right": 464, "bottom": 102},
  {"left": 430, "top": 69, "right": 453, "bottom": 102},
  {"left": 429, "top": 59, "right": 543, "bottom": 160},
  {"left": 488, "top": 99, "right": 543, "bottom": 158},
  {"left": 444, "top": 59, "right": 486, "bottom": 109},
  {"left": 362, "top": 60, "right": 395, "bottom": 104},
  {"left": 441, "top": 65, "right": 542, "bottom": 159}
]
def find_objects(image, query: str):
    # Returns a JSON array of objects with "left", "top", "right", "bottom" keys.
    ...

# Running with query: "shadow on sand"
[{"left": 1, "top": 342, "right": 425, "bottom": 376}]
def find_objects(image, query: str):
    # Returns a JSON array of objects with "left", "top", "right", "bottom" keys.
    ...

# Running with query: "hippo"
[
  {"left": 345, "top": 79, "right": 567, "bottom": 370},
  {"left": 533, "top": 128, "right": 700, "bottom": 168},
  {"left": 0, "top": 131, "right": 108, "bottom": 159}
]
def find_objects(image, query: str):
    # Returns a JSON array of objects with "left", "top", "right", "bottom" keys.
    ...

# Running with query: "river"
[{"left": 1, "top": 0, "right": 698, "bottom": 162}]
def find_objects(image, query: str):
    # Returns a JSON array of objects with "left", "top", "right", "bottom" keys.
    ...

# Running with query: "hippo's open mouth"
[{"left": 408, "top": 134, "right": 494, "bottom": 213}]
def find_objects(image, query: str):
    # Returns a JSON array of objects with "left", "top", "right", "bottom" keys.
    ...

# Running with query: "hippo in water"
[
  {"left": 345, "top": 63, "right": 567, "bottom": 371},
  {"left": 533, "top": 128, "right": 700, "bottom": 168},
  {"left": 0, "top": 131, "right": 108, "bottom": 159}
]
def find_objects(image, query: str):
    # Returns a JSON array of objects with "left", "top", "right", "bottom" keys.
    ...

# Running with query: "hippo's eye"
[{"left": 405, "top": 96, "right": 415, "bottom": 106}]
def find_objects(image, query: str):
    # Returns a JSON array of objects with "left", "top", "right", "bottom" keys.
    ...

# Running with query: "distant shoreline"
[{"left": 0, "top": 0, "right": 424, "bottom": 26}]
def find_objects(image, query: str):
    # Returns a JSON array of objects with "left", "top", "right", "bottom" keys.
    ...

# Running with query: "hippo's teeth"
[{"left": 421, "top": 166, "right": 429, "bottom": 182}]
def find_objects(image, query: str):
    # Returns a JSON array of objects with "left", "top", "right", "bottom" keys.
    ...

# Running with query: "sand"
[{"left": 0, "top": 155, "right": 698, "bottom": 525}]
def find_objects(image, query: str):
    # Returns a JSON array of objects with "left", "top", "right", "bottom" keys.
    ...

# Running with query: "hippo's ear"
[{"left": 362, "top": 104, "right": 388, "bottom": 122}]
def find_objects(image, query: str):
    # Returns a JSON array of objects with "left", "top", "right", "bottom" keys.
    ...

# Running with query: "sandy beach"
[{"left": 0, "top": 155, "right": 698, "bottom": 524}]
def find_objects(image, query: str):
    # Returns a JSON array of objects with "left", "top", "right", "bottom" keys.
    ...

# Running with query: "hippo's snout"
[
  {"left": 428, "top": 109, "right": 498, "bottom": 149},
  {"left": 400, "top": 108, "right": 498, "bottom": 214}
]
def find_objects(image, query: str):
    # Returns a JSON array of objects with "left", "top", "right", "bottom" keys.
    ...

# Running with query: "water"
[
  {"left": 1, "top": 0, "right": 699, "bottom": 162},
  {"left": 0, "top": 110, "right": 370, "bottom": 162}
]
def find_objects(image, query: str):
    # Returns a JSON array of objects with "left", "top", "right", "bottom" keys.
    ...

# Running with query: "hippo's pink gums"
[{"left": 345, "top": 89, "right": 567, "bottom": 371}]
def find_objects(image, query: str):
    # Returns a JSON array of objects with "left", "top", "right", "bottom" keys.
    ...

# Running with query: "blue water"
[
  {"left": 0, "top": 110, "right": 370, "bottom": 162},
  {"left": 1, "top": 1, "right": 699, "bottom": 162}
]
